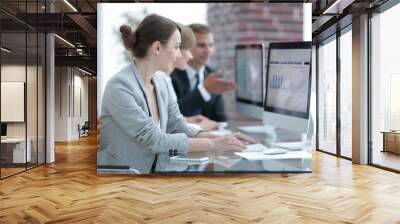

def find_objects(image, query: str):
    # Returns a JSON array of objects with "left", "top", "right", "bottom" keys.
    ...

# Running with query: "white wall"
[
  {"left": 1, "top": 66, "right": 26, "bottom": 129},
  {"left": 55, "top": 67, "right": 89, "bottom": 141},
  {"left": 1, "top": 65, "right": 37, "bottom": 137},
  {"left": 1, "top": 64, "right": 46, "bottom": 164},
  {"left": 55, "top": 67, "right": 69, "bottom": 141},
  {"left": 72, "top": 73, "right": 89, "bottom": 138},
  {"left": 1, "top": 82, "right": 25, "bottom": 122}
]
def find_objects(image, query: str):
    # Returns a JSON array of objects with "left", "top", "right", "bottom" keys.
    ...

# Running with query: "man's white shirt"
[{"left": 185, "top": 65, "right": 211, "bottom": 102}]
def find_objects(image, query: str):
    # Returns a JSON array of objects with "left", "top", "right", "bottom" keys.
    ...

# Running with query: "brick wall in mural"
[{"left": 207, "top": 3, "right": 304, "bottom": 116}]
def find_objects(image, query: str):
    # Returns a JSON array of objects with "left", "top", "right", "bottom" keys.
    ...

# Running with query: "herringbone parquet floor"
[{"left": 1, "top": 135, "right": 400, "bottom": 224}]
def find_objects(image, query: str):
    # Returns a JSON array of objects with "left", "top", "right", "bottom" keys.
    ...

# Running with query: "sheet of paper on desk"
[{"left": 235, "top": 151, "right": 312, "bottom": 161}]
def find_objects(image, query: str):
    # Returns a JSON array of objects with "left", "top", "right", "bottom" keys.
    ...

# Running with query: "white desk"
[
  {"left": 98, "top": 115, "right": 313, "bottom": 175},
  {"left": 155, "top": 119, "right": 313, "bottom": 173},
  {"left": 1, "top": 138, "right": 31, "bottom": 163}
]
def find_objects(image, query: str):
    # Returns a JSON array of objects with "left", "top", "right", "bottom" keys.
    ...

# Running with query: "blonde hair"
[{"left": 178, "top": 23, "right": 195, "bottom": 50}]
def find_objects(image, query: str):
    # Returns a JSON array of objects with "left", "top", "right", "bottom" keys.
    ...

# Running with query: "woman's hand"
[
  {"left": 197, "top": 118, "right": 219, "bottom": 131},
  {"left": 229, "top": 132, "right": 258, "bottom": 145},
  {"left": 189, "top": 131, "right": 259, "bottom": 152},
  {"left": 209, "top": 135, "right": 247, "bottom": 151}
]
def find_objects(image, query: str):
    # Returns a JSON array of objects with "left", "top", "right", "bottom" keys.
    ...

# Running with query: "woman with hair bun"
[{"left": 99, "top": 14, "right": 256, "bottom": 174}]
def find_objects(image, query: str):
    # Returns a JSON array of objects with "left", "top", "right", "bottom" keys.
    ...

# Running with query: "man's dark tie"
[{"left": 194, "top": 73, "right": 200, "bottom": 88}]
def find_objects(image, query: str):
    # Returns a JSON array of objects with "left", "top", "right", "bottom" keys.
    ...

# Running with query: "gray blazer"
[{"left": 98, "top": 63, "right": 200, "bottom": 174}]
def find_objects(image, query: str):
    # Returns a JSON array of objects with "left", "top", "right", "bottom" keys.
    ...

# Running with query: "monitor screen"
[
  {"left": 1, "top": 123, "right": 7, "bottom": 137},
  {"left": 265, "top": 42, "right": 312, "bottom": 119},
  {"left": 235, "top": 44, "right": 264, "bottom": 106}
]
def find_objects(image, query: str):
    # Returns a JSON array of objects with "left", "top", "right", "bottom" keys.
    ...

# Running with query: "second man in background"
[{"left": 171, "top": 24, "right": 236, "bottom": 123}]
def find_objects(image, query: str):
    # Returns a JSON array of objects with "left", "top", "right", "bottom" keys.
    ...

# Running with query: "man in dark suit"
[{"left": 171, "top": 24, "right": 236, "bottom": 122}]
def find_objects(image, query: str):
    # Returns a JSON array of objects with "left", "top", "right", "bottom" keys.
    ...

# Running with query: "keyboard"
[{"left": 244, "top": 144, "right": 287, "bottom": 155}]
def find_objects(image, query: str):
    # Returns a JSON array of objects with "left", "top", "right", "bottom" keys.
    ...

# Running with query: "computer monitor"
[
  {"left": 235, "top": 43, "right": 265, "bottom": 119},
  {"left": 263, "top": 41, "right": 312, "bottom": 134},
  {"left": 1, "top": 123, "right": 7, "bottom": 137}
]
